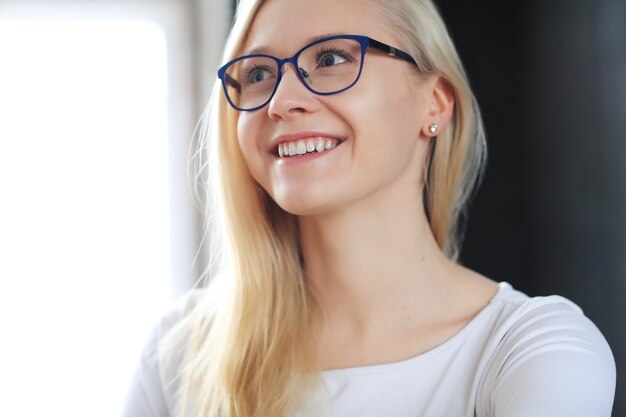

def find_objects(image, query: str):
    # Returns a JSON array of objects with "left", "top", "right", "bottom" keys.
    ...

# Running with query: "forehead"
[{"left": 244, "top": 0, "right": 384, "bottom": 55}]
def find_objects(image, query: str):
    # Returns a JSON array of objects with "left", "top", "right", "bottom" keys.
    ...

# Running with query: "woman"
[{"left": 124, "top": 0, "right": 616, "bottom": 416}]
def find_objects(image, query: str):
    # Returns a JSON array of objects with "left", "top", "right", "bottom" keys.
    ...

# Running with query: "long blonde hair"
[{"left": 177, "top": 0, "right": 486, "bottom": 416}]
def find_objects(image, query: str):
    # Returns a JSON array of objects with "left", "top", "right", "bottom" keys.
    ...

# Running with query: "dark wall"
[{"left": 439, "top": 0, "right": 625, "bottom": 415}]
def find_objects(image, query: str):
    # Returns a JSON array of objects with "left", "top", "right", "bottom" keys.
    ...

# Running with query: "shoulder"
[
  {"left": 143, "top": 288, "right": 208, "bottom": 368},
  {"left": 122, "top": 288, "right": 208, "bottom": 417},
  {"left": 155, "top": 288, "right": 209, "bottom": 380},
  {"left": 156, "top": 288, "right": 208, "bottom": 346},
  {"left": 476, "top": 283, "right": 616, "bottom": 417}
]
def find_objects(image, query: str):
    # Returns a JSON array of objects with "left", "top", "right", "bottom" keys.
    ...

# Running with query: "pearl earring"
[{"left": 429, "top": 123, "right": 439, "bottom": 134}]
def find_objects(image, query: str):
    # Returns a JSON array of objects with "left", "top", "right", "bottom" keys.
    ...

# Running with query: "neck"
[{"left": 299, "top": 188, "right": 453, "bottom": 329}]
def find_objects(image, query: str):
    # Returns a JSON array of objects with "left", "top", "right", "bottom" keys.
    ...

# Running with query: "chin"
[
  {"left": 271, "top": 190, "right": 336, "bottom": 217},
  {"left": 274, "top": 200, "right": 330, "bottom": 217}
]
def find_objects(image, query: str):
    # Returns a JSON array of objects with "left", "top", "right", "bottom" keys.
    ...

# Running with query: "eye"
[
  {"left": 242, "top": 65, "right": 275, "bottom": 85},
  {"left": 319, "top": 53, "right": 347, "bottom": 67},
  {"left": 316, "top": 47, "right": 355, "bottom": 68}
]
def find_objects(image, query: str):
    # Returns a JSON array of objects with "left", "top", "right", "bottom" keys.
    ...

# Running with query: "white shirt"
[{"left": 123, "top": 282, "right": 616, "bottom": 417}]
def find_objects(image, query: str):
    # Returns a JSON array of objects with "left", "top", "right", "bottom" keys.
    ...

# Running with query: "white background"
[{"left": 0, "top": 1, "right": 230, "bottom": 415}]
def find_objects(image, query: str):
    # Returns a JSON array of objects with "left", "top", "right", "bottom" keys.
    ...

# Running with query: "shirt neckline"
[{"left": 321, "top": 281, "right": 511, "bottom": 378}]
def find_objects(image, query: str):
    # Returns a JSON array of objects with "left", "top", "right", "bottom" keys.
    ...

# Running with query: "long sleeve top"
[{"left": 123, "top": 282, "right": 616, "bottom": 417}]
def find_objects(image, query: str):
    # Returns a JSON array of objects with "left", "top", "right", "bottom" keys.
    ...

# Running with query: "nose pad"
[{"left": 299, "top": 68, "right": 312, "bottom": 85}]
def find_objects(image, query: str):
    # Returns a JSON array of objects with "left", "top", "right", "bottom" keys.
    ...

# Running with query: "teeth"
[
  {"left": 296, "top": 141, "right": 306, "bottom": 155},
  {"left": 278, "top": 137, "right": 339, "bottom": 157}
]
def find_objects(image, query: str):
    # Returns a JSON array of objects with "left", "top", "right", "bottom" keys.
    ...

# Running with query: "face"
[{"left": 236, "top": 0, "right": 438, "bottom": 216}]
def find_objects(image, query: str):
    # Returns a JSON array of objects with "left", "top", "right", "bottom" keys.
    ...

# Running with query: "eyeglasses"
[{"left": 217, "top": 34, "right": 417, "bottom": 112}]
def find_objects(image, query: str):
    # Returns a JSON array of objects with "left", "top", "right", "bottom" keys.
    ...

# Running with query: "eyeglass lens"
[{"left": 224, "top": 37, "right": 363, "bottom": 110}]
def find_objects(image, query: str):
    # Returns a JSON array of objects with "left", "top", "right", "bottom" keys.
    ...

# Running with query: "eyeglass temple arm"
[
  {"left": 225, "top": 73, "right": 241, "bottom": 93},
  {"left": 367, "top": 38, "right": 417, "bottom": 65}
]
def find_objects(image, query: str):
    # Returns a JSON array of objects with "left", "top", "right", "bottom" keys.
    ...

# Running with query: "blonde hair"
[
  {"left": 371, "top": 1, "right": 487, "bottom": 259},
  {"left": 176, "top": 0, "right": 486, "bottom": 416}
]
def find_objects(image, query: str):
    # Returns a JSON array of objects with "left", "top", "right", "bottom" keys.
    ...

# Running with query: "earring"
[{"left": 429, "top": 123, "right": 439, "bottom": 134}]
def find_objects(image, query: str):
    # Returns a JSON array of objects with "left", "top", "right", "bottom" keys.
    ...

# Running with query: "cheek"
[
  {"left": 235, "top": 112, "right": 276, "bottom": 196},
  {"left": 336, "top": 71, "right": 429, "bottom": 189},
  {"left": 348, "top": 72, "right": 423, "bottom": 150},
  {"left": 236, "top": 113, "right": 254, "bottom": 154},
  {"left": 384, "top": 74, "right": 426, "bottom": 133},
  {"left": 236, "top": 113, "right": 264, "bottom": 174}
]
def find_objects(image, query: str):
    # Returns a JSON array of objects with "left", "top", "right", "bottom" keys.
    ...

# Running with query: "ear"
[{"left": 422, "top": 76, "right": 455, "bottom": 137}]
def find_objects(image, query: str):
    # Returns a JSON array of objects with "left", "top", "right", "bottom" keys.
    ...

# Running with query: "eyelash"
[
  {"left": 241, "top": 64, "right": 273, "bottom": 83},
  {"left": 315, "top": 47, "right": 356, "bottom": 64}
]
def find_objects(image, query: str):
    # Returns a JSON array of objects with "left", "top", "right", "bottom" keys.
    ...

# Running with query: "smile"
[{"left": 276, "top": 137, "right": 340, "bottom": 158}]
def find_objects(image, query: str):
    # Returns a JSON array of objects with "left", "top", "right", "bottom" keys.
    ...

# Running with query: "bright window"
[{"left": 0, "top": 20, "right": 171, "bottom": 417}]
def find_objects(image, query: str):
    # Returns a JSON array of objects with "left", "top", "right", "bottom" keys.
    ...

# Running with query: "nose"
[{"left": 267, "top": 63, "right": 321, "bottom": 121}]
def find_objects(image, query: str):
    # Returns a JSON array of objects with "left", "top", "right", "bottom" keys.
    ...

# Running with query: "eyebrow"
[{"left": 243, "top": 32, "right": 343, "bottom": 56}]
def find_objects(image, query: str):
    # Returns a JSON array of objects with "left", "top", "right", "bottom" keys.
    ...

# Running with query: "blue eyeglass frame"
[{"left": 217, "top": 34, "right": 418, "bottom": 112}]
